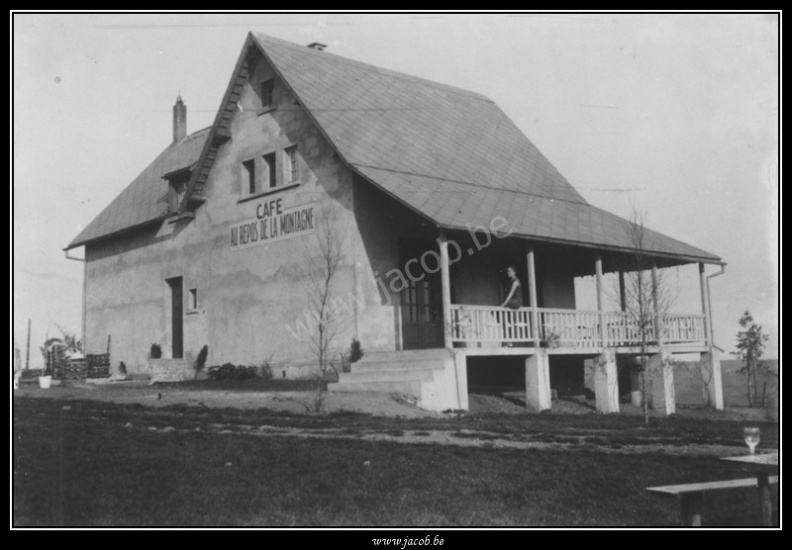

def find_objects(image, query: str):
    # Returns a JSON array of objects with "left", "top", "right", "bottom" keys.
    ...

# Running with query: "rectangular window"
[
  {"left": 175, "top": 182, "right": 185, "bottom": 208},
  {"left": 286, "top": 146, "right": 299, "bottom": 183},
  {"left": 243, "top": 159, "right": 256, "bottom": 194},
  {"left": 170, "top": 180, "right": 186, "bottom": 212},
  {"left": 189, "top": 288, "right": 198, "bottom": 310},
  {"left": 260, "top": 79, "right": 274, "bottom": 108},
  {"left": 263, "top": 152, "right": 277, "bottom": 189}
]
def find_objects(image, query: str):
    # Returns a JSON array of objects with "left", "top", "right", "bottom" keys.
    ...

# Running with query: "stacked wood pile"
[
  {"left": 45, "top": 343, "right": 67, "bottom": 375},
  {"left": 56, "top": 358, "right": 88, "bottom": 385},
  {"left": 86, "top": 353, "right": 111, "bottom": 378}
]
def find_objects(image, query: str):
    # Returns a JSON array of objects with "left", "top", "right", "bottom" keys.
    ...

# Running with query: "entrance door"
[
  {"left": 167, "top": 277, "right": 183, "bottom": 359},
  {"left": 400, "top": 241, "right": 444, "bottom": 349}
]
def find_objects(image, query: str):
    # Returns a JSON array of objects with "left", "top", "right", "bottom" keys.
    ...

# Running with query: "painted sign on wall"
[{"left": 230, "top": 198, "right": 315, "bottom": 250}]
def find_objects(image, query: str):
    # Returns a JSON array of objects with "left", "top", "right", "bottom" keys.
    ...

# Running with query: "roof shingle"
[
  {"left": 68, "top": 128, "right": 210, "bottom": 248},
  {"left": 251, "top": 33, "right": 719, "bottom": 263},
  {"left": 253, "top": 33, "right": 587, "bottom": 205},
  {"left": 354, "top": 166, "right": 720, "bottom": 263},
  {"left": 68, "top": 32, "right": 720, "bottom": 265}
]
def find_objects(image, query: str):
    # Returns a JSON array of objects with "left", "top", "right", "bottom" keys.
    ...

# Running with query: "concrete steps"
[
  {"left": 331, "top": 379, "right": 425, "bottom": 395},
  {"left": 354, "top": 348, "right": 452, "bottom": 364},
  {"left": 348, "top": 349, "right": 452, "bottom": 373},
  {"left": 336, "top": 367, "right": 436, "bottom": 385},
  {"left": 328, "top": 348, "right": 454, "bottom": 402}
]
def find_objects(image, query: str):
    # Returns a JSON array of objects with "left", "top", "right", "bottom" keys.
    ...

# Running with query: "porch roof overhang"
[{"left": 353, "top": 165, "right": 723, "bottom": 275}]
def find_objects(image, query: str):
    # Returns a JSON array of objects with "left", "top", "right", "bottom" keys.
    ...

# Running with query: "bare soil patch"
[{"left": 15, "top": 378, "right": 775, "bottom": 424}]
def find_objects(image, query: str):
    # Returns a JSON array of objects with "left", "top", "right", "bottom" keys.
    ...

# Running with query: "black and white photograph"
[{"left": 12, "top": 12, "right": 779, "bottom": 529}]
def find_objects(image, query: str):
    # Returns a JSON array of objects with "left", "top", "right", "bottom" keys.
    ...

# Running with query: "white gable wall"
[{"left": 84, "top": 52, "right": 369, "bottom": 375}]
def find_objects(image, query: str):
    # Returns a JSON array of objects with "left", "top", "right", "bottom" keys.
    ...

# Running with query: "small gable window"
[
  {"left": 243, "top": 159, "right": 256, "bottom": 194},
  {"left": 286, "top": 146, "right": 300, "bottom": 183},
  {"left": 263, "top": 152, "right": 277, "bottom": 189},
  {"left": 172, "top": 181, "right": 186, "bottom": 212},
  {"left": 166, "top": 174, "right": 190, "bottom": 214},
  {"left": 260, "top": 79, "right": 275, "bottom": 109},
  {"left": 238, "top": 148, "right": 301, "bottom": 202}
]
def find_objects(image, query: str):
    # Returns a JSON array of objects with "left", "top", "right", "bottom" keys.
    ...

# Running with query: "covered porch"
[
  {"left": 449, "top": 305, "right": 707, "bottom": 352},
  {"left": 350, "top": 180, "right": 725, "bottom": 414},
  {"left": 434, "top": 231, "right": 716, "bottom": 355},
  {"left": 431, "top": 231, "right": 724, "bottom": 415}
]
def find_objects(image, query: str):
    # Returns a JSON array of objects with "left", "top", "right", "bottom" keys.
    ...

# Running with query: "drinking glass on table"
[{"left": 744, "top": 427, "right": 760, "bottom": 454}]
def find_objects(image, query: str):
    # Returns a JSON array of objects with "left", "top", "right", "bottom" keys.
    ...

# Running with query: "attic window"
[
  {"left": 260, "top": 79, "right": 275, "bottom": 109},
  {"left": 286, "top": 146, "right": 300, "bottom": 183},
  {"left": 237, "top": 148, "right": 301, "bottom": 203},
  {"left": 243, "top": 159, "right": 256, "bottom": 194},
  {"left": 169, "top": 179, "right": 187, "bottom": 213}
]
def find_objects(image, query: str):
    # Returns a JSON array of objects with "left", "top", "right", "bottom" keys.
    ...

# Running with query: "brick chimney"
[{"left": 173, "top": 94, "right": 186, "bottom": 144}]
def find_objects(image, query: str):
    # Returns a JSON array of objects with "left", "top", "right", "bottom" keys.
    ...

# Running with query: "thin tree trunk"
[
  {"left": 642, "top": 365, "right": 649, "bottom": 426},
  {"left": 25, "top": 319, "right": 31, "bottom": 370},
  {"left": 748, "top": 361, "right": 756, "bottom": 407}
]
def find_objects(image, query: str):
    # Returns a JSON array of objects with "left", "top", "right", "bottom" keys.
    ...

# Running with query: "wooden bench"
[{"left": 647, "top": 476, "right": 779, "bottom": 526}]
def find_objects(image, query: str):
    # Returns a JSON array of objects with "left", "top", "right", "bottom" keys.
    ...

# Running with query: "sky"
[{"left": 12, "top": 12, "right": 779, "bottom": 367}]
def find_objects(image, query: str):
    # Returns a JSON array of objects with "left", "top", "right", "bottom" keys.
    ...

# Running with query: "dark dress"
[{"left": 505, "top": 279, "right": 523, "bottom": 309}]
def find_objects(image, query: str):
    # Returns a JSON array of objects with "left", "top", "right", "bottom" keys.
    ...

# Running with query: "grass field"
[{"left": 12, "top": 396, "right": 779, "bottom": 527}]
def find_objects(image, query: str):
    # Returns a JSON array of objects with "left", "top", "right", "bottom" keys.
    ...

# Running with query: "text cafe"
[{"left": 230, "top": 198, "right": 316, "bottom": 250}]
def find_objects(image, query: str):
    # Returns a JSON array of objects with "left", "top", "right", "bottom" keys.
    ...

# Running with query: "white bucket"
[{"left": 38, "top": 375, "right": 52, "bottom": 389}]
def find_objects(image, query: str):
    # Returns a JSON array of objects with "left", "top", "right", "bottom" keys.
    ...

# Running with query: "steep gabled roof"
[
  {"left": 68, "top": 32, "right": 721, "bottom": 265},
  {"left": 67, "top": 127, "right": 209, "bottom": 249},
  {"left": 248, "top": 33, "right": 720, "bottom": 264},
  {"left": 251, "top": 33, "right": 586, "bottom": 206}
]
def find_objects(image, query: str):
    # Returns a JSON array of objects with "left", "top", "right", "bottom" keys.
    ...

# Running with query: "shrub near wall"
[{"left": 206, "top": 363, "right": 260, "bottom": 381}]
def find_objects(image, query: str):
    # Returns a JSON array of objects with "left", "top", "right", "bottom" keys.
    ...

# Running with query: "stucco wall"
[
  {"left": 84, "top": 52, "right": 362, "bottom": 375},
  {"left": 82, "top": 50, "right": 583, "bottom": 377},
  {"left": 538, "top": 252, "right": 577, "bottom": 309},
  {"left": 450, "top": 237, "right": 504, "bottom": 307},
  {"left": 351, "top": 178, "right": 438, "bottom": 352}
]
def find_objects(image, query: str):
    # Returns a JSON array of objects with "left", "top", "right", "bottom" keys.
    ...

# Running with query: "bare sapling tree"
[
  {"left": 303, "top": 209, "right": 346, "bottom": 413},
  {"left": 734, "top": 310, "right": 769, "bottom": 408},
  {"left": 618, "top": 208, "right": 676, "bottom": 425}
]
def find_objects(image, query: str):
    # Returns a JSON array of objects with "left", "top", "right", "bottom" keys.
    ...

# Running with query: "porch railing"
[
  {"left": 449, "top": 304, "right": 705, "bottom": 348},
  {"left": 449, "top": 305, "right": 535, "bottom": 343}
]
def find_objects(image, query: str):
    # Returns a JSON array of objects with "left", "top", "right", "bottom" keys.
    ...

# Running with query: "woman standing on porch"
[{"left": 500, "top": 266, "right": 523, "bottom": 309}]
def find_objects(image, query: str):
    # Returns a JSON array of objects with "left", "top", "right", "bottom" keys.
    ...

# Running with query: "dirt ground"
[
  {"left": 14, "top": 378, "right": 775, "bottom": 423},
  {"left": 14, "top": 378, "right": 780, "bottom": 461}
]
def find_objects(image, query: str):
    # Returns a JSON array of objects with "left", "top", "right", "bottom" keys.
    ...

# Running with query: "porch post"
[
  {"left": 618, "top": 270, "right": 626, "bottom": 312},
  {"left": 701, "top": 349, "right": 724, "bottom": 410},
  {"left": 526, "top": 245, "right": 540, "bottom": 347},
  {"left": 438, "top": 230, "right": 453, "bottom": 349},
  {"left": 594, "top": 350, "right": 620, "bottom": 414},
  {"left": 699, "top": 262, "right": 723, "bottom": 410},
  {"left": 595, "top": 254, "right": 606, "bottom": 347},
  {"left": 698, "top": 263, "right": 710, "bottom": 347},
  {"left": 525, "top": 351, "right": 551, "bottom": 412},
  {"left": 648, "top": 350, "right": 675, "bottom": 416}
]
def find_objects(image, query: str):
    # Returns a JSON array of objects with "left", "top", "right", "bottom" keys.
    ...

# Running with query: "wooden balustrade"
[{"left": 449, "top": 305, "right": 705, "bottom": 348}]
